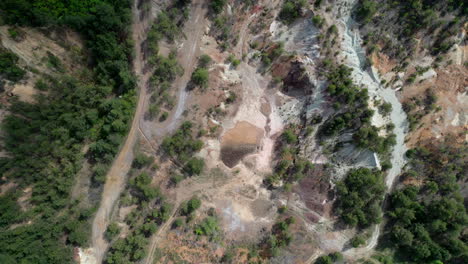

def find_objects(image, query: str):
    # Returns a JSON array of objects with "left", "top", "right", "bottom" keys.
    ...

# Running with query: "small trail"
[{"left": 143, "top": 206, "right": 178, "bottom": 264}]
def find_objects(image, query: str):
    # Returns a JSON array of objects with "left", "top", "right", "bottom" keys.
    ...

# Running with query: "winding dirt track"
[
  {"left": 90, "top": 1, "right": 155, "bottom": 263},
  {"left": 91, "top": 0, "right": 208, "bottom": 263}
]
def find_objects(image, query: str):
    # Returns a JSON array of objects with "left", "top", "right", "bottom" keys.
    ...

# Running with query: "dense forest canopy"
[
  {"left": 384, "top": 143, "right": 468, "bottom": 263},
  {"left": 0, "top": 1, "right": 135, "bottom": 263}
]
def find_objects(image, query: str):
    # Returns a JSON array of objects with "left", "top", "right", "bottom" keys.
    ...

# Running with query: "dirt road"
[{"left": 90, "top": 1, "right": 155, "bottom": 263}]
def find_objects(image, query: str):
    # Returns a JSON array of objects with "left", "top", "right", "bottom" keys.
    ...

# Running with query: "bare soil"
[{"left": 220, "top": 121, "right": 264, "bottom": 167}]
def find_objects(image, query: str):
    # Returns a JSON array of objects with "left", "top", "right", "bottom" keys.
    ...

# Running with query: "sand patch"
[
  {"left": 11, "top": 82, "right": 37, "bottom": 103},
  {"left": 220, "top": 121, "right": 264, "bottom": 168}
]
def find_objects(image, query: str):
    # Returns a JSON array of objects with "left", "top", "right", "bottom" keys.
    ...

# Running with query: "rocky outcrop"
[{"left": 282, "top": 61, "right": 314, "bottom": 95}]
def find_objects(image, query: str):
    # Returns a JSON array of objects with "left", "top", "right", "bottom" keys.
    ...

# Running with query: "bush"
[
  {"left": 34, "top": 79, "right": 48, "bottom": 91},
  {"left": 312, "top": 15, "right": 324, "bottom": 28},
  {"left": 132, "top": 153, "right": 153, "bottom": 169},
  {"left": 379, "top": 102, "right": 392, "bottom": 115},
  {"left": 184, "top": 158, "right": 205, "bottom": 176},
  {"left": 315, "top": 255, "right": 332, "bottom": 264},
  {"left": 170, "top": 174, "right": 184, "bottom": 186},
  {"left": 93, "top": 163, "right": 109, "bottom": 183},
  {"left": 162, "top": 121, "right": 204, "bottom": 164},
  {"left": 198, "top": 54, "right": 212, "bottom": 68},
  {"left": 159, "top": 111, "right": 169, "bottom": 122},
  {"left": 194, "top": 216, "right": 219, "bottom": 236},
  {"left": 151, "top": 52, "right": 183, "bottom": 84},
  {"left": 191, "top": 68, "right": 209, "bottom": 88},
  {"left": 279, "top": 0, "right": 307, "bottom": 24},
  {"left": 172, "top": 218, "right": 184, "bottom": 229},
  {"left": 282, "top": 129, "right": 298, "bottom": 144},
  {"left": 181, "top": 197, "right": 202, "bottom": 215},
  {"left": 130, "top": 172, "right": 161, "bottom": 201},
  {"left": 350, "top": 235, "right": 366, "bottom": 248},
  {"left": 227, "top": 54, "right": 240, "bottom": 68}
]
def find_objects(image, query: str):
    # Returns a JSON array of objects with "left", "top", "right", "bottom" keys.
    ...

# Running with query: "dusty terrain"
[{"left": 1, "top": 0, "right": 462, "bottom": 263}]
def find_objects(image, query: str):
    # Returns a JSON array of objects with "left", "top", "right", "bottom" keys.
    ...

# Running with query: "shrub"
[
  {"left": 181, "top": 197, "right": 202, "bottom": 215},
  {"left": 170, "top": 174, "right": 184, "bottom": 186},
  {"left": 132, "top": 153, "right": 153, "bottom": 169},
  {"left": 312, "top": 15, "right": 324, "bottom": 28},
  {"left": 93, "top": 163, "right": 109, "bottom": 183},
  {"left": 227, "top": 54, "right": 240, "bottom": 68},
  {"left": 198, "top": 54, "right": 212, "bottom": 68},
  {"left": 194, "top": 216, "right": 219, "bottom": 236},
  {"left": 350, "top": 235, "right": 366, "bottom": 248},
  {"left": 172, "top": 218, "right": 184, "bottom": 229},
  {"left": 159, "top": 111, "right": 169, "bottom": 122},
  {"left": 379, "top": 102, "right": 392, "bottom": 115},
  {"left": 279, "top": 0, "right": 308, "bottom": 24},
  {"left": 191, "top": 68, "right": 209, "bottom": 88},
  {"left": 315, "top": 255, "right": 332, "bottom": 264},
  {"left": 34, "top": 79, "right": 48, "bottom": 91}
]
